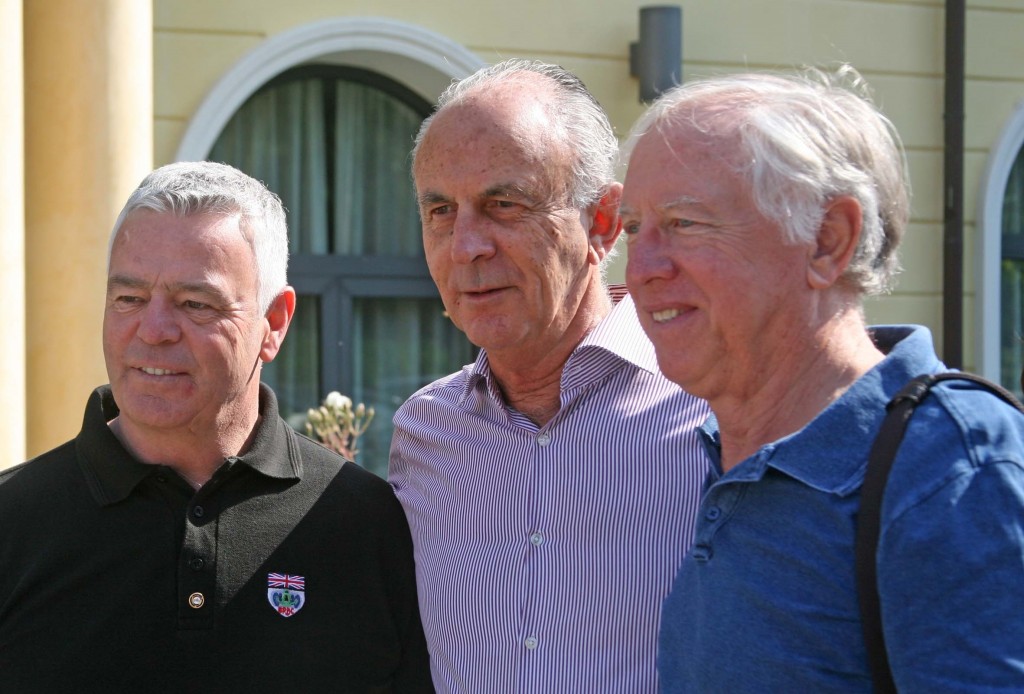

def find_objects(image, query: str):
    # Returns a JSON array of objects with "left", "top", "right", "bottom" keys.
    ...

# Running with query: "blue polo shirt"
[{"left": 659, "top": 325, "right": 1024, "bottom": 692}]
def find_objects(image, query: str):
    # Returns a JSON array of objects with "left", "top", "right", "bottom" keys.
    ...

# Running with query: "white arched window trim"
[
  {"left": 175, "top": 17, "right": 484, "bottom": 161},
  {"left": 976, "top": 99, "right": 1024, "bottom": 381}
]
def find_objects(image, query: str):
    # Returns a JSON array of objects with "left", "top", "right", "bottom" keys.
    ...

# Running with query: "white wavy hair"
[{"left": 623, "top": 65, "right": 910, "bottom": 295}]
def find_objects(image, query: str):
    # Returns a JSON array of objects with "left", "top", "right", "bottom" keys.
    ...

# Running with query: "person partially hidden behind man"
[
  {"left": 622, "top": 66, "right": 1024, "bottom": 690},
  {"left": 389, "top": 59, "right": 710, "bottom": 692},
  {"left": 0, "top": 162, "right": 432, "bottom": 692}
]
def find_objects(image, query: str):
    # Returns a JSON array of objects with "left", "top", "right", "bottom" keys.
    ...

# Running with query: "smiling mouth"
[
  {"left": 139, "top": 367, "right": 179, "bottom": 376},
  {"left": 652, "top": 308, "right": 680, "bottom": 323}
]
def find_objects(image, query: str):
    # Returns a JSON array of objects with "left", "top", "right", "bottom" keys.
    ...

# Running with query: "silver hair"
[
  {"left": 413, "top": 58, "right": 619, "bottom": 211},
  {"left": 623, "top": 65, "right": 910, "bottom": 295},
  {"left": 108, "top": 161, "right": 289, "bottom": 313}
]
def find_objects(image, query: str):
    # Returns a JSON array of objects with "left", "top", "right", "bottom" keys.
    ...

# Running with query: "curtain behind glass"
[
  {"left": 210, "top": 80, "right": 329, "bottom": 253},
  {"left": 208, "top": 71, "right": 476, "bottom": 475},
  {"left": 334, "top": 81, "right": 423, "bottom": 255},
  {"left": 262, "top": 294, "right": 321, "bottom": 430},
  {"left": 210, "top": 79, "right": 327, "bottom": 419},
  {"left": 1001, "top": 150, "right": 1024, "bottom": 396},
  {"left": 352, "top": 297, "right": 472, "bottom": 477}
]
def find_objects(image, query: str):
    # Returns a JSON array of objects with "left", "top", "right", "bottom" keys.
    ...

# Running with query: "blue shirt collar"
[{"left": 700, "top": 325, "right": 944, "bottom": 494}]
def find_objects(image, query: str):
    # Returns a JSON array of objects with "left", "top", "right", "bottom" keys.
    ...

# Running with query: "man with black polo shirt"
[{"left": 0, "top": 162, "right": 432, "bottom": 692}]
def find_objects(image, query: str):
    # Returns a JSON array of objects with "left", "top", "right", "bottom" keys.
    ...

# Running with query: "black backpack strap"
[{"left": 855, "top": 372, "right": 1024, "bottom": 693}]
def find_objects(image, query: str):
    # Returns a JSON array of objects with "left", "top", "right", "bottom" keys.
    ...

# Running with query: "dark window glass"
[
  {"left": 209, "top": 65, "right": 476, "bottom": 475},
  {"left": 1001, "top": 147, "right": 1024, "bottom": 398}
]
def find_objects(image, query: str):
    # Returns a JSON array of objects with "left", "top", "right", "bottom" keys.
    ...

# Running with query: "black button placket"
[{"left": 177, "top": 484, "right": 219, "bottom": 630}]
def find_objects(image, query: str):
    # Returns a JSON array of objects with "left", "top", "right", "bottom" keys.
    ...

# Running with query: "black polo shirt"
[{"left": 0, "top": 386, "right": 432, "bottom": 693}]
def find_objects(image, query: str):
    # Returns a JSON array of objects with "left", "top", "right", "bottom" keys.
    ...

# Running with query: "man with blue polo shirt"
[{"left": 622, "top": 66, "right": 1024, "bottom": 690}]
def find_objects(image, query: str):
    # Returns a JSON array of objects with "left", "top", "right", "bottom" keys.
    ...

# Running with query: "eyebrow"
[
  {"left": 418, "top": 182, "right": 542, "bottom": 208},
  {"left": 107, "top": 275, "right": 148, "bottom": 292},
  {"left": 483, "top": 183, "right": 536, "bottom": 201},
  {"left": 107, "top": 275, "right": 233, "bottom": 303},
  {"left": 417, "top": 191, "right": 450, "bottom": 207},
  {"left": 621, "top": 195, "right": 704, "bottom": 218}
]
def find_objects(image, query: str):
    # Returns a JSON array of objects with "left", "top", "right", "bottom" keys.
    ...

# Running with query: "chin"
[
  {"left": 654, "top": 353, "right": 695, "bottom": 389},
  {"left": 117, "top": 392, "right": 191, "bottom": 427}
]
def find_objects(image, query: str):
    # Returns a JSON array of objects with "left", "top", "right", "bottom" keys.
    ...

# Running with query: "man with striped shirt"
[{"left": 389, "top": 59, "right": 710, "bottom": 692}]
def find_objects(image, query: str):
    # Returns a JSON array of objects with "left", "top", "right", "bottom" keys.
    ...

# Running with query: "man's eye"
[
  {"left": 428, "top": 204, "right": 452, "bottom": 216},
  {"left": 670, "top": 218, "right": 696, "bottom": 229},
  {"left": 115, "top": 295, "right": 143, "bottom": 304},
  {"left": 623, "top": 222, "right": 640, "bottom": 235},
  {"left": 184, "top": 300, "right": 208, "bottom": 310},
  {"left": 489, "top": 199, "right": 523, "bottom": 212}
]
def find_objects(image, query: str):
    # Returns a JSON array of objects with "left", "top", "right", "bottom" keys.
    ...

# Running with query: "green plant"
[{"left": 304, "top": 391, "right": 375, "bottom": 461}]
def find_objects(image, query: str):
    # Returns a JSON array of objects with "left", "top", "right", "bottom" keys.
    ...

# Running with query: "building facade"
[{"left": 5, "top": 0, "right": 1024, "bottom": 470}]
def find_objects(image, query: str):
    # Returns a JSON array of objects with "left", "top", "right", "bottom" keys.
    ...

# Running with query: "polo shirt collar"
[
  {"left": 75, "top": 386, "right": 153, "bottom": 506},
  {"left": 233, "top": 385, "right": 302, "bottom": 481},
  {"left": 76, "top": 384, "right": 300, "bottom": 506},
  {"left": 702, "top": 325, "right": 943, "bottom": 495}
]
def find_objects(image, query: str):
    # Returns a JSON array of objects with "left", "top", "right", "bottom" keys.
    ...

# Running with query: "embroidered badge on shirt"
[{"left": 267, "top": 573, "right": 305, "bottom": 617}]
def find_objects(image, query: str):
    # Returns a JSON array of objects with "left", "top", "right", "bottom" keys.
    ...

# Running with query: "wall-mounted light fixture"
[{"left": 629, "top": 5, "right": 683, "bottom": 103}]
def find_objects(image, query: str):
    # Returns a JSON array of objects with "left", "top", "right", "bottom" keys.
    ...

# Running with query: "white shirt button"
[
  {"left": 524, "top": 636, "right": 538, "bottom": 650},
  {"left": 536, "top": 432, "right": 551, "bottom": 446},
  {"left": 530, "top": 532, "right": 544, "bottom": 546}
]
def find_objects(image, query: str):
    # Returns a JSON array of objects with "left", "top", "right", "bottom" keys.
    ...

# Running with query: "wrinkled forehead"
[
  {"left": 629, "top": 114, "right": 745, "bottom": 178},
  {"left": 415, "top": 97, "right": 577, "bottom": 201},
  {"left": 110, "top": 209, "right": 255, "bottom": 271},
  {"left": 415, "top": 82, "right": 572, "bottom": 180}
]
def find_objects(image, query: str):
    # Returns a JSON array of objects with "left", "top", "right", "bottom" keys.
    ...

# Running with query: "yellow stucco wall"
[
  {"left": 21, "top": 0, "right": 153, "bottom": 462},
  {"left": 10, "top": 0, "right": 1024, "bottom": 468},
  {"left": 1, "top": 0, "right": 26, "bottom": 467},
  {"left": 149, "top": 1, "right": 1022, "bottom": 371}
]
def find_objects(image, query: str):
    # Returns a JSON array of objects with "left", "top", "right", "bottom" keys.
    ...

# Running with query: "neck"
[
  {"left": 488, "top": 283, "right": 612, "bottom": 427},
  {"left": 713, "top": 308, "right": 883, "bottom": 472},
  {"left": 109, "top": 404, "right": 261, "bottom": 488}
]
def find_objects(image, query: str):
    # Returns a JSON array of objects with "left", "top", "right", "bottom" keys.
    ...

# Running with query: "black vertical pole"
[{"left": 943, "top": 0, "right": 966, "bottom": 368}]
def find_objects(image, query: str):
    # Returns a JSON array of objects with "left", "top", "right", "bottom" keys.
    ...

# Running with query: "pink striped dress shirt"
[{"left": 389, "top": 294, "right": 710, "bottom": 693}]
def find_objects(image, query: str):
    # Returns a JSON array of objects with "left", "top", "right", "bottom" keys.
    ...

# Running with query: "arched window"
[
  {"left": 1000, "top": 149, "right": 1024, "bottom": 394},
  {"left": 207, "top": 64, "right": 475, "bottom": 475},
  {"left": 977, "top": 99, "right": 1024, "bottom": 398},
  {"left": 174, "top": 18, "right": 485, "bottom": 474}
]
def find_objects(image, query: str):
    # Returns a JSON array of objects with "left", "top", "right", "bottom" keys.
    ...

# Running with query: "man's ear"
[
  {"left": 807, "top": 196, "right": 862, "bottom": 289},
  {"left": 259, "top": 286, "right": 297, "bottom": 363},
  {"left": 586, "top": 182, "right": 623, "bottom": 265}
]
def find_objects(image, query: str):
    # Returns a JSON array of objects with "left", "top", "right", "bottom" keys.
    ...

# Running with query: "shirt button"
[
  {"left": 536, "top": 432, "right": 551, "bottom": 446},
  {"left": 530, "top": 532, "right": 544, "bottom": 546},
  {"left": 524, "top": 636, "right": 538, "bottom": 650},
  {"left": 189, "top": 557, "right": 205, "bottom": 571},
  {"left": 705, "top": 506, "right": 722, "bottom": 521},
  {"left": 692, "top": 544, "right": 713, "bottom": 562},
  {"left": 188, "top": 592, "right": 205, "bottom": 609},
  {"left": 192, "top": 505, "right": 205, "bottom": 518}
]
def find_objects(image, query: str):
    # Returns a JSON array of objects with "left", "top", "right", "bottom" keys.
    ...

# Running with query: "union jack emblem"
[
  {"left": 267, "top": 573, "right": 305, "bottom": 589},
  {"left": 267, "top": 573, "right": 306, "bottom": 617}
]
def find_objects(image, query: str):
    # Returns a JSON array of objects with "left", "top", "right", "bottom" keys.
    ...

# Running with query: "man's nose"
[
  {"left": 450, "top": 208, "right": 497, "bottom": 264},
  {"left": 626, "top": 224, "right": 676, "bottom": 288},
  {"left": 136, "top": 298, "right": 182, "bottom": 344}
]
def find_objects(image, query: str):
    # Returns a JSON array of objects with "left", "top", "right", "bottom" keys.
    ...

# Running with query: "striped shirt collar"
[{"left": 460, "top": 293, "right": 655, "bottom": 404}]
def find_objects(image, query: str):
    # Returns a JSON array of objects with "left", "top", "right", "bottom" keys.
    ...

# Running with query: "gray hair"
[
  {"left": 108, "top": 161, "right": 289, "bottom": 313},
  {"left": 623, "top": 65, "right": 910, "bottom": 295},
  {"left": 413, "top": 59, "right": 619, "bottom": 211}
]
